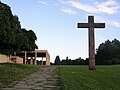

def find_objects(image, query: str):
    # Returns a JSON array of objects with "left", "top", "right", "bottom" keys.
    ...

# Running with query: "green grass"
[
  {"left": 0, "top": 63, "right": 41, "bottom": 88},
  {"left": 60, "top": 65, "right": 120, "bottom": 90}
]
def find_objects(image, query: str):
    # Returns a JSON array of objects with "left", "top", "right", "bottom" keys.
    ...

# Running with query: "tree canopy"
[
  {"left": 0, "top": 2, "right": 38, "bottom": 55},
  {"left": 96, "top": 39, "right": 120, "bottom": 65}
]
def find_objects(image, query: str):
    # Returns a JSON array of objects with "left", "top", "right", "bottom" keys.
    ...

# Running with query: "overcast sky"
[{"left": 3, "top": 0, "right": 120, "bottom": 62}]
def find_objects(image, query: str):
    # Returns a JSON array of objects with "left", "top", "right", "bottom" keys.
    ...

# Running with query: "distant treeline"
[
  {"left": 54, "top": 39, "right": 120, "bottom": 65},
  {"left": 61, "top": 57, "right": 89, "bottom": 65},
  {"left": 53, "top": 56, "right": 88, "bottom": 65}
]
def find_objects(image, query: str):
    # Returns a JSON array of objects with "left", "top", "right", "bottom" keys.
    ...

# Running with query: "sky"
[{"left": 2, "top": 0, "right": 120, "bottom": 62}]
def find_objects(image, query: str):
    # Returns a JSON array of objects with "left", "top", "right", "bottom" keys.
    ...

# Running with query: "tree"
[
  {"left": 20, "top": 29, "right": 38, "bottom": 51},
  {"left": 0, "top": 2, "right": 16, "bottom": 55},
  {"left": 0, "top": 2, "right": 38, "bottom": 55},
  {"left": 55, "top": 55, "right": 60, "bottom": 65},
  {"left": 96, "top": 39, "right": 120, "bottom": 65}
]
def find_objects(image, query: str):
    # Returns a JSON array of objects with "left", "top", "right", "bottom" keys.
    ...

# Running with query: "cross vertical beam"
[
  {"left": 77, "top": 16, "right": 105, "bottom": 70},
  {"left": 88, "top": 16, "right": 95, "bottom": 70}
]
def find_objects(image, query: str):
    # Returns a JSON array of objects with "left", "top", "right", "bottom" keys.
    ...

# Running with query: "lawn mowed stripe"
[{"left": 60, "top": 65, "right": 120, "bottom": 90}]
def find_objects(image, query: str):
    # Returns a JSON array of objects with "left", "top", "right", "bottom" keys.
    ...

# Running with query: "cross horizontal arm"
[
  {"left": 77, "top": 23, "right": 105, "bottom": 28},
  {"left": 94, "top": 23, "right": 105, "bottom": 28},
  {"left": 77, "top": 23, "right": 89, "bottom": 28}
]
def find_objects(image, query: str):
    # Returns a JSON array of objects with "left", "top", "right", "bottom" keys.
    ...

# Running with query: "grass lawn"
[
  {"left": 0, "top": 63, "right": 41, "bottom": 88},
  {"left": 60, "top": 65, "right": 120, "bottom": 90}
]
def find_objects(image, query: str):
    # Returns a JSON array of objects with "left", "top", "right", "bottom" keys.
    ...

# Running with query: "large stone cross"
[{"left": 77, "top": 16, "right": 105, "bottom": 70}]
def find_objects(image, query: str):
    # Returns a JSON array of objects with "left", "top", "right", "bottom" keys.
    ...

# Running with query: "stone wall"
[
  {"left": 10, "top": 56, "right": 23, "bottom": 64},
  {"left": 0, "top": 54, "right": 23, "bottom": 64},
  {"left": 0, "top": 54, "right": 10, "bottom": 63}
]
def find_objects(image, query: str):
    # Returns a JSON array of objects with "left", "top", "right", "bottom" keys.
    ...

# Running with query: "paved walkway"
[{"left": 2, "top": 66, "right": 60, "bottom": 90}]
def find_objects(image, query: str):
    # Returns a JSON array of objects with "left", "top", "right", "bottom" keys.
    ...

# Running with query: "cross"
[{"left": 77, "top": 16, "right": 105, "bottom": 70}]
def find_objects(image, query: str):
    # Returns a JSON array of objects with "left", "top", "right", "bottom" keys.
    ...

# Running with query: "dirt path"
[{"left": 2, "top": 66, "right": 60, "bottom": 90}]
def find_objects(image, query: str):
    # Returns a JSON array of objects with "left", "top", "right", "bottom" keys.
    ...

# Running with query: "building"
[{"left": 0, "top": 50, "right": 50, "bottom": 65}]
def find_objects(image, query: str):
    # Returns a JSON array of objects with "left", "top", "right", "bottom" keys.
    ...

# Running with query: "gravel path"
[{"left": 2, "top": 66, "right": 60, "bottom": 90}]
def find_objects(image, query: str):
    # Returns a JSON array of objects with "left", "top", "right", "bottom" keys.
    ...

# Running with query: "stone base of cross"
[{"left": 77, "top": 16, "right": 105, "bottom": 70}]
